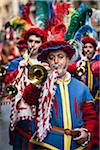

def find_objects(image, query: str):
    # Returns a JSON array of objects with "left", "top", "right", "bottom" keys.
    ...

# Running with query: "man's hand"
[
  {"left": 19, "top": 60, "right": 27, "bottom": 68},
  {"left": 41, "top": 62, "right": 51, "bottom": 71},
  {"left": 73, "top": 128, "right": 90, "bottom": 145}
]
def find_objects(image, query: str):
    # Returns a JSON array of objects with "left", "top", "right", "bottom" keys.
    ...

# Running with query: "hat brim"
[
  {"left": 38, "top": 45, "right": 75, "bottom": 61},
  {"left": 82, "top": 36, "right": 97, "bottom": 48}
]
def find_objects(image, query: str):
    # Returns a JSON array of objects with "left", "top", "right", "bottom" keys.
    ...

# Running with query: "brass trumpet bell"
[
  {"left": 5, "top": 84, "right": 18, "bottom": 97},
  {"left": 5, "top": 65, "right": 48, "bottom": 97},
  {"left": 28, "top": 65, "right": 48, "bottom": 84},
  {"left": 76, "top": 66, "right": 85, "bottom": 76},
  {"left": 76, "top": 60, "right": 86, "bottom": 76}
]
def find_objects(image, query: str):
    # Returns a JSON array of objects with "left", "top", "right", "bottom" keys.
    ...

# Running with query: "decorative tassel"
[
  {"left": 36, "top": 71, "right": 58, "bottom": 141},
  {"left": 22, "top": 83, "right": 41, "bottom": 106}
]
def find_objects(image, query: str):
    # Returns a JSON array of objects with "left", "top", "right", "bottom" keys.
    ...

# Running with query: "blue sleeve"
[
  {"left": 92, "top": 54, "right": 100, "bottom": 61},
  {"left": 7, "top": 57, "right": 23, "bottom": 72}
]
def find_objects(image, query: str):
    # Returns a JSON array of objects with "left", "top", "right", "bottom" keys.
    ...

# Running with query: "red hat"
[
  {"left": 17, "top": 39, "right": 28, "bottom": 49},
  {"left": 81, "top": 36, "right": 97, "bottom": 48},
  {"left": 38, "top": 40, "right": 75, "bottom": 61},
  {"left": 23, "top": 27, "right": 47, "bottom": 43}
]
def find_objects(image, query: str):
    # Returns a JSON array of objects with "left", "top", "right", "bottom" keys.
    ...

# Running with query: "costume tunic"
[
  {"left": 68, "top": 54, "right": 99, "bottom": 99},
  {"left": 31, "top": 76, "right": 95, "bottom": 150},
  {"left": 5, "top": 52, "right": 40, "bottom": 150}
]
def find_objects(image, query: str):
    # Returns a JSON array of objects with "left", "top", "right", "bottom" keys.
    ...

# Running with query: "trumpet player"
[
  {"left": 23, "top": 40, "right": 96, "bottom": 150},
  {"left": 3, "top": 27, "right": 47, "bottom": 97},
  {"left": 3, "top": 27, "right": 47, "bottom": 149},
  {"left": 6, "top": 27, "right": 47, "bottom": 72},
  {"left": 68, "top": 36, "right": 99, "bottom": 97},
  {"left": 68, "top": 36, "right": 99, "bottom": 149}
]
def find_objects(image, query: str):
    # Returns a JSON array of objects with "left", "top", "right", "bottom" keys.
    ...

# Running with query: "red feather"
[
  {"left": 22, "top": 1, "right": 33, "bottom": 25},
  {"left": 54, "top": 2, "right": 71, "bottom": 24}
]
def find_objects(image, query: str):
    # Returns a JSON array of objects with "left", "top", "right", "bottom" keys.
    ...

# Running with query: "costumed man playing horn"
[
  {"left": 68, "top": 36, "right": 99, "bottom": 99},
  {"left": 68, "top": 36, "right": 100, "bottom": 149},
  {"left": 6, "top": 27, "right": 47, "bottom": 72},
  {"left": 79, "top": 36, "right": 100, "bottom": 150},
  {"left": 4, "top": 27, "right": 47, "bottom": 150},
  {"left": 23, "top": 40, "right": 96, "bottom": 150}
]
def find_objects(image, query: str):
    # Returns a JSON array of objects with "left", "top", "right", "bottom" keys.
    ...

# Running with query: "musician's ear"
[{"left": 66, "top": 56, "right": 70, "bottom": 64}]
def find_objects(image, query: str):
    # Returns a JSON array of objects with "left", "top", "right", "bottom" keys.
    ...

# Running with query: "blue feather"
[
  {"left": 74, "top": 25, "right": 97, "bottom": 40},
  {"left": 48, "top": 0, "right": 55, "bottom": 24}
]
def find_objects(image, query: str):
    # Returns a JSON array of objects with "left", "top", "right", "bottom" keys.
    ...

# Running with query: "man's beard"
[{"left": 51, "top": 63, "right": 67, "bottom": 77}]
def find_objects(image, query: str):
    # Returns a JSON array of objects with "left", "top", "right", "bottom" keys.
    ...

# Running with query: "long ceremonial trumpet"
[
  {"left": 5, "top": 65, "right": 48, "bottom": 97},
  {"left": 5, "top": 48, "right": 48, "bottom": 97}
]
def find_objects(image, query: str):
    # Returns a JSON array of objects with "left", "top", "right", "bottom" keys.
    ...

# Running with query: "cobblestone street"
[{"left": 0, "top": 104, "right": 12, "bottom": 150}]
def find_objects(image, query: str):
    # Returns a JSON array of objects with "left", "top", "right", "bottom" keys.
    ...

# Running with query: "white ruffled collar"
[{"left": 57, "top": 72, "right": 71, "bottom": 83}]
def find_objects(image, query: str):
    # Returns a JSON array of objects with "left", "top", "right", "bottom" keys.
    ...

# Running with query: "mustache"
[
  {"left": 51, "top": 63, "right": 67, "bottom": 70},
  {"left": 51, "top": 63, "right": 61, "bottom": 69}
]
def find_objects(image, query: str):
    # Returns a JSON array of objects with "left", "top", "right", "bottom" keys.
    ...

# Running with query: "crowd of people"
[{"left": 0, "top": 1, "right": 100, "bottom": 150}]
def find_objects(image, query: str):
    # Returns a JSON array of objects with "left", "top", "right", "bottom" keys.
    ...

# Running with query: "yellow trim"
[
  {"left": 95, "top": 97, "right": 100, "bottom": 101},
  {"left": 64, "top": 83, "right": 72, "bottom": 150},
  {"left": 87, "top": 62, "right": 93, "bottom": 91},
  {"left": 59, "top": 79, "right": 72, "bottom": 150},
  {"left": 23, "top": 54, "right": 33, "bottom": 66},
  {"left": 75, "top": 146, "right": 83, "bottom": 150},
  {"left": 57, "top": 77, "right": 71, "bottom": 84},
  {"left": 30, "top": 139, "right": 59, "bottom": 150},
  {"left": 94, "top": 90, "right": 100, "bottom": 101}
]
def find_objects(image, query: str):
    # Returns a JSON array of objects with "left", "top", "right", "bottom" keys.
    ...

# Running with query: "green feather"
[
  {"left": 64, "top": 3, "right": 92, "bottom": 41},
  {"left": 35, "top": 0, "right": 49, "bottom": 28}
]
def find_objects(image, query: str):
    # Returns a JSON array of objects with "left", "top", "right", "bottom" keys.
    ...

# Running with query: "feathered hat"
[
  {"left": 81, "top": 36, "right": 97, "bottom": 49},
  {"left": 23, "top": 27, "right": 47, "bottom": 43},
  {"left": 35, "top": 1, "right": 69, "bottom": 41},
  {"left": 38, "top": 40, "right": 75, "bottom": 61}
]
